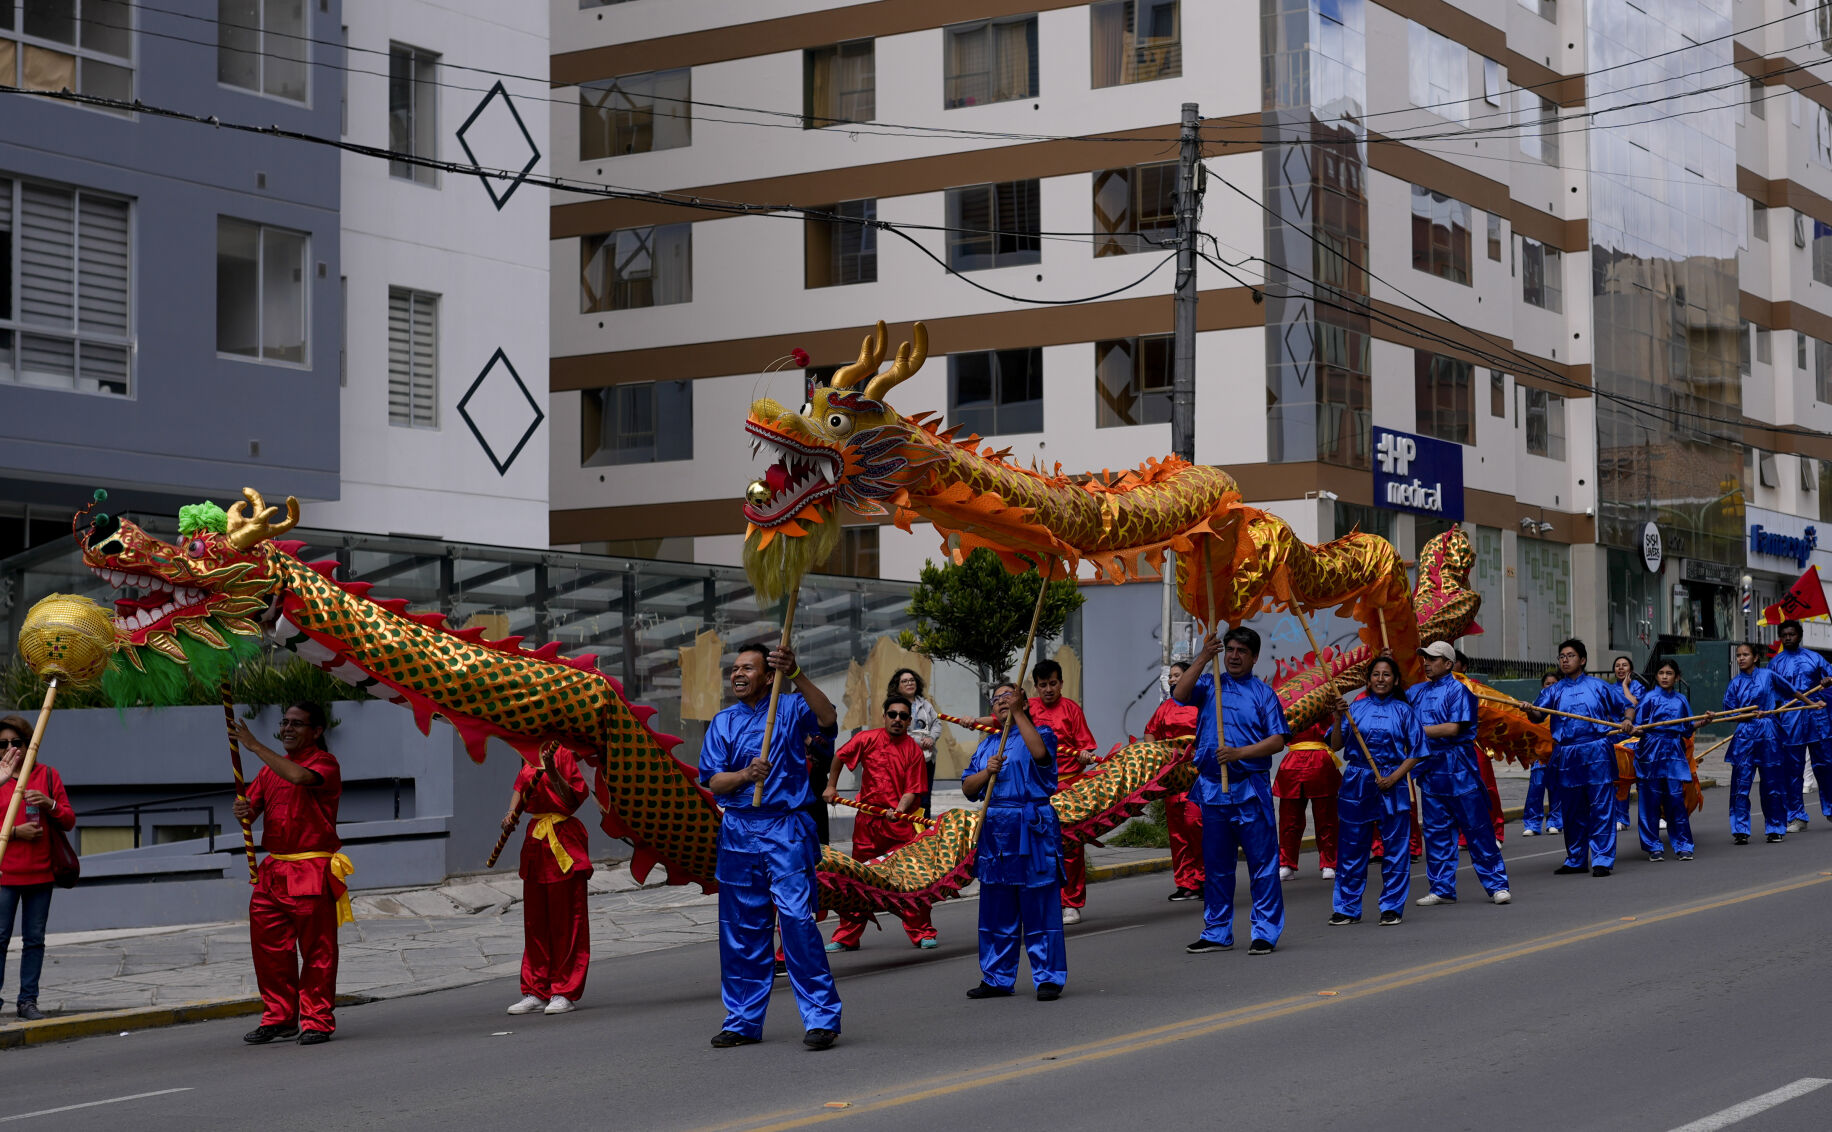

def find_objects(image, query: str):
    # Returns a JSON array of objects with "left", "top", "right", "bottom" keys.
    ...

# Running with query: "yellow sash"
[
  {"left": 526, "top": 813, "right": 576, "bottom": 874},
  {"left": 268, "top": 851, "right": 356, "bottom": 925},
  {"left": 1288, "top": 739, "right": 1346, "bottom": 770}
]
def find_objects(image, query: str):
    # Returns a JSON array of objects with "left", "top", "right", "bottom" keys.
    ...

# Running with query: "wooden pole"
[
  {"left": 753, "top": 590, "right": 802, "bottom": 807},
  {"left": 221, "top": 687, "right": 258, "bottom": 884},
  {"left": 1471, "top": 691, "right": 1626, "bottom": 730},
  {"left": 1291, "top": 604, "right": 1379, "bottom": 773},
  {"left": 0, "top": 679, "right": 58, "bottom": 855},
  {"left": 1378, "top": 613, "right": 1422, "bottom": 820},
  {"left": 977, "top": 559, "right": 1056, "bottom": 817},
  {"left": 487, "top": 770, "right": 541, "bottom": 869},
  {"left": 1200, "top": 541, "right": 1230, "bottom": 792}
]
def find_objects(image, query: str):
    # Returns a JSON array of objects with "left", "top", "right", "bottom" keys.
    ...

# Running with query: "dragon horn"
[
  {"left": 831, "top": 321, "right": 888, "bottom": 389},
  {"left": 225, "top": 487, "right": 301, "bottom": 550},
  {"left": 864, "top": 323, "right": 928, "bottom": 402}
]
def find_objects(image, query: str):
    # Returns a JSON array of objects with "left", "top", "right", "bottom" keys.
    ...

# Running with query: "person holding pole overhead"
[
  {"left": 1326, "top": 657, "right": 1427, "bottom": 926},
  {"left": 1627, "top": 658, "right": 1697, "bottom": 862},
  {"left": 1172, "top": 626, "right": 1291, "bottom": 956},
  {"left": 1410, "top": 642, "right": 1511, "bottom": 908},
  {"left": 1716, "top": 642, "right": 1791, "bottom": 844},
  {"left": 1531, "top": 639, "right": 1633, "bottom": 878}
]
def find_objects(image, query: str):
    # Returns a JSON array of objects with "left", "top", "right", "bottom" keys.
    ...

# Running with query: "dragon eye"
[
  {"left": 187, "top": 539, "right": 207, "bottom": 557},
  {"left": 826, "top": 413, "right": 850, "bottom": 432},
  {"left": 799, "top": 401, "right": 813, "bottom": 416}
]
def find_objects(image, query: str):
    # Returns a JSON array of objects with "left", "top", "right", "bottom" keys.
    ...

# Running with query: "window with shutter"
[
  {"left": 388, "top": 286, "right": 438, "bottom": 428},
  {"left": 0, "top": 177, "right": 132, "bottom": 396}
]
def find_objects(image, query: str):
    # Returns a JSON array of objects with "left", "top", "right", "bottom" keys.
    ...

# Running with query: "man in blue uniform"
[
  {"left": 1531, "top": 638, "right": 1633, "bottom": 877},
  {"left": 699, "top": 642, "right": 842, "bottom": 1051},
  {"left": 962, "top": 682, "right": 1064, "bottom": 1000},
  {"left": 1410, "top": 642, "right": 1512, "bottom": 907},
  {"left": 1172, "top": 626, "right": 1292, "bottom": 956},
  {"left": 1767, "top": 620, "right": 1832, "bottom": 832}
]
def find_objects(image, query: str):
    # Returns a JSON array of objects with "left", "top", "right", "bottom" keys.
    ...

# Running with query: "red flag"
[{"left": 1762, "top": 565, "right": 1831, "bottom": 625}]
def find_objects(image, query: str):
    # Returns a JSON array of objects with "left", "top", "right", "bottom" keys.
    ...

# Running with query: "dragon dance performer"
[
  {"left": 1411, "top": 643, "right": 1511, "bottom": 907},
  {"left": 1533, "top": 639, "right": 1633, "bottom": 878},
  {"left": 1174, "top": 627, "right": 1291, "bottom": 957},
  {"left": 1452, "top": 652, "right": 1507, "bottom": 844},
  {"left": 1274, "top": 721, "right": 1340, "bottom": 882},
  {"left": 1027, "top": 660, "right": 1098, "bottom": 925},
  {"left": 1628, "top": 659, "right": 1696, "bottom": 861},
  {"left": 233, "top": 702, "right": 352, "bottom": 1046},
  {"left": 962, "top": 682, "right": 1065, "bottom": 1001},
  {"left": 1718, "top": 642, "right": 1791, "bottom": 844},
  {"left": 823, "top": 695, "right": 937, "bottom": 952},
  {"left": 1521, "top": 671, "right": 1564, "bottom": 836},
  {"left": 1326, "top": 658, "right": 1427, "bottom": 927},
  {"left": 1149, "top": 660, "right": 1204, "bottom": 902},
  {"left": 700, "top": 643, "right": 842, "bottom": 1051},
  {"left": 1609, "top": 656, "right": 1649, "bottom": 831},
  {"left": 1768, "top": 620, "right": 1832, "bottom": 832},
  {"left": 504, "top": 744, "right": 593, "bottom": 1016}
]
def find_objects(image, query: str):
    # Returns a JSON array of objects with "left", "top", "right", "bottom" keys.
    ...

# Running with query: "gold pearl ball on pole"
[{"left": 5, "top": 594, "right": 117, "bottom": 852}]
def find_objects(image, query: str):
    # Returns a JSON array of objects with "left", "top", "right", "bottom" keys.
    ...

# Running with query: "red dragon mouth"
[
  {"left": 89, "top": 565, "right": 210, "bottom": 635},
  {"left": 743, "top": 422, "right": 844, "bottom": 525}
]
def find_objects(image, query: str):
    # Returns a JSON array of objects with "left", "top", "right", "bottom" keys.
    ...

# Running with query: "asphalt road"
[{"left": 9, "top": 806, "right": 1832, "bottom": 1132}]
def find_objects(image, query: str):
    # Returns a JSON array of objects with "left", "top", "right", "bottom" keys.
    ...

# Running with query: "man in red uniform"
[
  {"left": 1274, "top": 720, "right": 1341, "bottom": 880},
  {"left": 504, "top": 743, "right": 593, "bottom": 1015},
  {"left": 822, "top": 696, "right": 935, "bottom": 950},
  {"left": 1149, "top": 662, "right": 1204, "bottom": 901},
  {"left": 233, "top": 702, "right": 350, "bottom": 1046},
  {"left": 1028, "top": 660, "right": 1098, "bottom": 924}
]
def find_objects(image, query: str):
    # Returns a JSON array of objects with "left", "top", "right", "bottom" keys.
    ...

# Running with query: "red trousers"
[
  {"left": 832, "top": 829, "right": 935, "bottom": 947},
  {"left": 1165, "top": 792, "right": 1204, "bottom": 889},
  {"left": 522, "top": 873, "right": 591, "bottom": 1000},
  {"left": 1277, "top": 795, "right": 1338, "bottom": 869},
  {"left": 250, "top": 886, "right": 340, "bottom": 1032},
  {"left": 1480, "top": 755, "right": 1506, "bottom": 844},
  {"left": 1060, "top": 843, "right": 1087, "bottom": 908}
]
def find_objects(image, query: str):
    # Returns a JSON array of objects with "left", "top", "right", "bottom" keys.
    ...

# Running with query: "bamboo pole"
[
  {"left": 487, "top": 771, "right": 540, "bottom": 869},
  {"left": 1378, "top": 613, "right": 1422, "bottom": 820},
  {"left": 977, "top": 559, "right": 1055, "bottom": 818},
  {"left": 1201, "top": 541, "right": 1230, "bottom": 792},
  {"left": 0, "top": 679, "right": 58, "bottom": 855},
  {"left": 1291, "top": 605, "right": 1379, "bottom": 774},
  {"left": 830, "top": 795, "right": 933, "bottom": 831},
  {"left": 753, "top": 591, "right": 802, "bottom": 807},
  {"left": 221, "top": 687, "right": 259, "bottom": 884},
  {"left": 1472, "top": 690, "right": 1627, "bottom": 730}
]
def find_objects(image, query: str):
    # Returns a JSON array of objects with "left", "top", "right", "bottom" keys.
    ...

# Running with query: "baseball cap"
[{"left": 1417, "top": 641, "right": 1457, "bottom": 662}]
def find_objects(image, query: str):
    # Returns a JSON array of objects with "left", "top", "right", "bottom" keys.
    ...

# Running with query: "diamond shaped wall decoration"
[
  {"left": 457, "top": 349, "right": 544, "bottom": 475},
  {"left": 455, "top": 80, "right": 541, "bottom": 211}
]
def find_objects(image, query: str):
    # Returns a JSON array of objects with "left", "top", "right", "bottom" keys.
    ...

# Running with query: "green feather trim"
[
  {"left": 103, "top": 626, "right": 262, "bottom": 707},
  {"left": 178, "top": 501, "right": 228, "bottom": 537}
]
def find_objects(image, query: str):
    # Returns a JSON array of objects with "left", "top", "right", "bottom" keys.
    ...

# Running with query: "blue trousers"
[
  {"left": 1334, "top": 808, "right": 1411, "bottom": 916},
  {"left": 1728, "top": 761, "right": 1787, "bottom": 837},
  {"left": 1420, "top": 789, "right": 1510, "bottom": 898},
  {"left": 1811, "top": 743, "right": 1832, "bottom": 820},
  {"left": 1559, "top": 781, "right": 1618, "bottom": 869},
  {"left": 1612, "top": 792, "right": 1631, "bottom": 829},
  {"left": 1199, "top": 799, "right": 1284, "bottom": 946},
  {"left": 977, "top": 883, "right": 1066, "bottom": 990},
  {"left": 1524, "top": 763, "right": 1563, "bottom": 832},
  {"left": 715, "top": 859, "right": 841, "bottom": 1038},
  {"left": 1780, "top": 742, "right": 1830, "bottom": 824},
  {"left": 1636, "top": 777, "right": 1694, "bottom": 855},
  {"left": 0, "top": 884, "right": 52, "bottom": 1005}
]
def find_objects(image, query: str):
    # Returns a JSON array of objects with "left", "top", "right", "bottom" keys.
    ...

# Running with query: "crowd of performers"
[{"left": 225, "top": 618, "right": 1832, "bottom": 1052}]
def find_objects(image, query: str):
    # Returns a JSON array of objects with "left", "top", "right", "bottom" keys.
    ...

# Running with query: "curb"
[{"left": 0, "top": 993, "right": 372, "bottom": 1050}]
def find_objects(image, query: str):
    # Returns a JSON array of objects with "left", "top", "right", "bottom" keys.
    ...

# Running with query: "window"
[
  {"left": 579, "top": 68, "right": 691, "bottom": 159},
  {"left": 1757, "top": 325, "right": 1772, "bottom": 364},
  {"left": 216, "top": 217, "right": 308, "bottom": 364},
  {"left": 1090, "top": 0, "right": 1180, "bottom": 88},
  {"left": 944, "top": 15, "right": 1037, "bottom": 108},
  {"left": 389, "top": 44, "right": 438, "bottom": 185},
  {"left": 0, "top": 177, "right": 132, "bottom": 396},
  {"left": 804, "top": 200, "right": 877, "bottom": 288},
  {"left": 387, "top": 287, "right": 437, "bottom": 428},
  {"left": 1486, "top": 212, "right": 1502, "bottom": 261},
  {"left": 1415, "top": 351, "right": 1473, "bottom": 445},
  {"left": 1095, "top": 335, "right": 1172, "bottom": 427},
  {"left": 580, "top": 223, "right": 692, "bottom": 312},
  {"left": 1407, "top": 23, "right": 1467, "bottom": 124},
  {"left": 1518, "top": 92, "right": 1560, "bottom": 165},
  {"left": 949, "top": 348, "right": 1043, "bottom": 435},
  {"left": 1490, "top": 370, "right": 1506, "bottom": 417},
  {"left": 1812, "top": 218, "right": 1832, "bottom": 285},
  {"left": 1754, "top": 201, "right": 1769, "bottom": 241},
  {"left": 1521, "top": 237, "right": 1562, "bottom": 311},
  {"left": 1800, "top": 331, "right": 1809, "bottom": 371},
  {"left": 1740, "top": 318, "right": 1752, "bottom": 375},
  {"left": 1750, "top": 76, "right": 1766, "bottom": 120},
  {"left": 581, "top": 380, "right": 693, "bottom": 465},
  {"left": 1516, "top": 0, "right": 1555, "bottom": 20},
  {"left": 945, "top": 180, "right": 1040, "bottom": 271},
  {"left": 1817, "top": 104, "right": 1832, "bottom": 169},
  {"left": 1524, "top": 388, "right": 1566, "bottom": 460},
  {"left": 218, "top": 0, "right": 306, "bottom": 102},
  {"left": 1092, "top": 163, "right": 1176, "bottom": 256},
  {"left": 804, "top": 40, "right": 874, "bottom": 128},
  {"left": 821, "top": 526, "right": 881, "bottom": 579},
  {"left": 1, "top": 0, "right": 133, "bottom": 102},
  {"left": 1410, "top": 185, "right": 1472, "bottom": 285},
  {"left": 1482, "top": 57, "right": 1501, "bottom": 107},
  {"left": 1817, "top": 336, "right": 1832, "bottom": 402}
]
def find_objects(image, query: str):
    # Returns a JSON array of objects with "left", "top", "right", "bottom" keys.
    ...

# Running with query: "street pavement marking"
[
  {"left": 0, "top": 1089, "right": 193, "bottom": 1124},
  {"left": 688, "top": 870, "right": 1832, "bottom": 1132},
  {"left": 1666, "top": 1078, "right": 1832, "bottom": 1132}
]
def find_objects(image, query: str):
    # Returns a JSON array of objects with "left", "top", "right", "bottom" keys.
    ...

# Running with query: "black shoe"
[
  {"left": 1328, "top": 912, "right": 1360, "bottom": 926},
  {"left": 710, "top": 1029, "right": 761, "bottom": 1048},
  {"left": 1036, "top": 983, "right": 1062, "bottom": 1001},
  {"left": 297, "top": 1029, "right": 332, "bottom": 1046},
  {"left": 773, "top": 961, "right": 787, "bottom": 978},
  {"left": 966, "top": 981, "right": 1014, "bottom": 999},
  {"left": 15, "top": 1001, "right": 44, "bottom": 1022},
  {"left": 803, "top": 1028, "right": 838, "bottom": 1051},
  {"left": 1378, "top": 911, "right": 1402, "bottom": 926},
  {"left": 243, "top": 1022, "right": 299, "bottom": 1045},
  {"left": 1554, "top": 864, "right": 1586, "bottom": 875},
  {"left": 1767, "top": 833, "right": 1785, "bottom": 843},
  {"left": 1167, "top": 887, "right": 1201, "bottom": 902},
  {"left": 1647, "top": 853, "right": 1664, "bottom": 862},
  {"left": 1677, "top": 852, "right": 1694, "bottom": 861},
  {"left": 1247, "top": 938, "right": 1274, "bottom": 956},
  {"left": 1734, "top": 834, "right": 1749, "bottom": 845},
  {"left": 1185, "top": 938, "right": 1231, "bottom": 954},
  {"left": 1591, "top": 866, "right": 1612, "bottom": 877}
]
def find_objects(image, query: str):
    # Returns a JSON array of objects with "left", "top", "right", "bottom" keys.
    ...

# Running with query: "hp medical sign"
[{"left": 1373, "top": 427, "right": 1464, "bottom": 522}]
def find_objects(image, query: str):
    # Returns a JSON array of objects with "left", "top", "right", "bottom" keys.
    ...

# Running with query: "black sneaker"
[
  {"left": 1036, "top": 983, "right": 1063, "bottom": 1001},
  {"left": 297, "top": 1029, "right": 332, "bottom": 1046},
  {"left": 243, "top": 1022, "right": 299, "bottom": 1045},
  {"left": 803, "top": 1028, "right": 838, "bottom": 1051},
  {"left": 1247, "top": 938, "right": 1274, "bottom": 956},
  {"left": 1328, "top": 912, "right": 1360, "bottom": 926},
  {"left": 966, "top": 981, "right": 1014, "bottom": 999},
  {"left": 1167, "top": 887, "right": 1201, "bottom": 902},
  {"left": 1647, "top": 853, "right": 1664, "bottom": 863},
  {"left": 1677, "top": 852, "right": 1694, "bottom": 861},
  {"left": 1734, "top": 834, "right": 1749, "bottom": 845},
  {"left": 1554, "top": 864, "right": 1587, "bottom": 875},
  {"left": 1185, "top": 939, "right": 1230, "bottom": 954},
  {"left": 773, "top": 960, "right": 788, "bottom": 978},
  {"left": 1591, "top": 866, "right": 1612, "bottom": 877},
  {"left": 14, "top": 1001, "right": 44, "bottom": 1022},
  {"left": 1378, "top": 911, "right": 1402, "bottom": 926},
  {"left": 1767, "top": 833, "right": 1785, "bottom": 843},
  {"left": 710, "top": 1030, "right": 761, "bottom": 1048}
]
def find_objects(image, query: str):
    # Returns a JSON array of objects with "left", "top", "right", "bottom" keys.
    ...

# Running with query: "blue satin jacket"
[
  {"left": 1337, "top": 692, "right": 1428, "bottom": 823},
  {"left": 1769, "top": 646, "right": 1832, "bottom": 745},
  {"left": 1409, "top": 673, "right": 1483, "bottom": 796},
  {"left": 964, "top": 725, "right": 1060, "bottom": 887},
  {"left": 1723, "top": 668, "right": 1787, "bottom": 765},
  {"left": 1175, "top": 670, "right": 1291, "bottom": 807},
  {"left": 699, "top": 693, "right": 825, "bottom": 882},
  {"left": 1534, "top": 675, "right": 1632, "bottom": 786},
  {"left": 1632, "top": 685, "right": 1694, "bottom": 781}
]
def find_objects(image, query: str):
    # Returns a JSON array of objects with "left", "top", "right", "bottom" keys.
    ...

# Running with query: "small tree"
[{"left": 899, "top": 548, "right": 1084, "bottom": 705}]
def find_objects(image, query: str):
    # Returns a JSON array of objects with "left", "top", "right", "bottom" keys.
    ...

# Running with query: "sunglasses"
[
  {"left": 0, "top": 738, "right": 24, "bottom": 749},
  {"left": 885, "top": 711, "right": 911, "bottom": 721}
]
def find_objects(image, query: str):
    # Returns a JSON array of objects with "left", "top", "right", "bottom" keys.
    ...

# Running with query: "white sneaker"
[
  {"left": 1278, "top": 866, "right": 1297, "bottom": 881},
  {"left": 1491, "top": 890, "right": 1511, "bottom": 905},
  {"left": 1320, "top": 867, "right": 1336, "bottom": 880},
  {"left": 1658, "top": 819, "right": 1668, "bottom": 830},
  {"left": 1061, "top": 907, "right": 1082, "bottom": 925},
  {"left": 1616, "top": 822, "right": 1629, "bottom": 831},
  {"left": 1522, "top": 829, "right": 1540, "bottom": 837},
  {"left": 544, "top": 995, "right": 575, "bottom": 1015},
  {"left": 1415, "top": 893, "right": 1450, "bottom": 906},
  {"left": 1546, "top": 827, "right": 1561, "bottom": 834},
  {"left": 507, "top": 995, "right": 545, "bottom": 1015},
  {"left": 1787, "top": 819, "right": 1808, "bottom": 833}
]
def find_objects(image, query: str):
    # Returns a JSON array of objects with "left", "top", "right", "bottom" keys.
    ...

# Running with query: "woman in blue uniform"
[
  {"left": 1714, "top": 643, "right": 1790, "bottom": 844},
  {"left": 1628, "top": 659, "right": 1696, "bottom": 861},
  {"left": 962, "top": 682, "right": 1064, "bottom": 1001},
  {"left": 1326, "top": 657, "right": 1428, "bottom": 927}
]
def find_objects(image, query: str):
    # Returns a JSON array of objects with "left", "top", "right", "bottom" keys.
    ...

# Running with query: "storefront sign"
[
  {"left": 1373, "top": 427, "right": 1464, "bottom": 521},
  {"left": 1682, "top": 559, "right": 1741, "bottom": 586},
  {"left": 1641, "top": 521, "right": 1663, "bottom": 573},
  {"left": 1749, "top": 523, "right": 1819, "bottom": 569}
]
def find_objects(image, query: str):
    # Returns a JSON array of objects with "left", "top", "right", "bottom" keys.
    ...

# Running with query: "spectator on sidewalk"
[
  {"left": 504, "top": 743, "right": 593, "bottom": 1017},
  {"left": 889, "top": 669, "right": 941, "bottom": 816},
  {"left": 824, "top": 696, "right": 936, "bottom": 952},
  {"left": 0, "top": 713, "right": 74, "bottom": 1022}
]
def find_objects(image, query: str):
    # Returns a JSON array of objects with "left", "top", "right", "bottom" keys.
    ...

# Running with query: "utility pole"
[{"left": 1161, "top": 102, "right": 1201, "bottom": 674}]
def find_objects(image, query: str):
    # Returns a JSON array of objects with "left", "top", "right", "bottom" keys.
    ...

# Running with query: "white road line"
[
  {"left": 1666, "top": 1078, "right": 1832, "bottom": 1132},
  {"left": 0, "top": 1089, "right": 194, "bottom": 1124}
]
